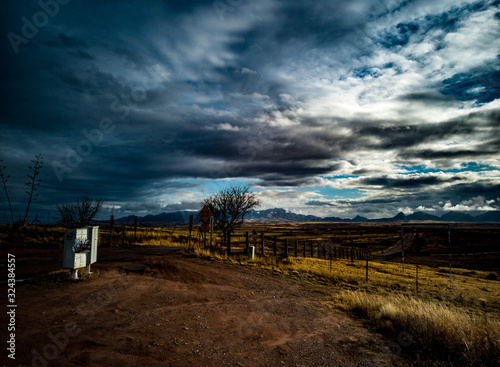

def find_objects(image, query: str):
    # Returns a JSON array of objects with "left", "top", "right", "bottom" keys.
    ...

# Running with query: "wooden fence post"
[
  {"left": 303, "top": 242, "right": 306, "bottom": 258},
  {"left": 310, "top": 242, "right": 314, "bottom": 257},
  {"left": 284, "top": 238, "right": 288, "bottom": 257},
  {"left": 294, "top": 240, "right": 298, "bottom": 257},
  {"left": 273, "top": 237, "right": 277, "bottom": 256},
  {"left": 245, "top": 232, "right": 249, "bottom": 255}
]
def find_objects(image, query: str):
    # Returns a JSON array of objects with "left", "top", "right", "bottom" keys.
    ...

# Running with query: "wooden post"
[
  {"left": 245, "top": 232, "right": 249, "bottom": 255},
  {"left": 317, "top": 243, "right": 320, "bottom": 259},
  {"left": 227, "top": 231, "right": 231, "bottom": 255},
  {"left": 294, "top": 240, "right": 298, "bottom": 257},
  {"left": 110, "top": 215, "right": 114, "bottom": 247},
  {"left": 284, "top": 238, "right": 288, "bottom": 257},
  {"left": 273, "top": 236, "right": 277, "bottom": 256},
  {"left": 303, "top": 242, "right": 306, "bottom": 258},
  {"left": 134, "top": 216, "right": 137, "bottom": 245},
  {"left": 260, "top": 232, "right": 265, "bottom": 256},
  {"left": 366, "top": 258, "right": 369, "bottom": 281},
  {"left": 310, "top": 242, "right": 314, "bottom": 257},
  {"left": 323, "top": 244, "right": 326, "bottom": 259}
]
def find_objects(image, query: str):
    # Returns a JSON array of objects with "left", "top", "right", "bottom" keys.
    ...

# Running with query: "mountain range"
[{"left": 115, "top": 208, "right": 500, "bottom": 224}]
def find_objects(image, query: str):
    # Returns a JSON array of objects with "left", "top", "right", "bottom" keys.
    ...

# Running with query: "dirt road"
[
  {"left": 378, "top": 233, "right": 414, "bottom": 257},
  {"left": 1, "top": 245, "right": 399, "bottom": 366}
]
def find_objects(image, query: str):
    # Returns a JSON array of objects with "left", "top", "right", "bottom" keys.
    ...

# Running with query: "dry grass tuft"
[{"left": 335, "top": 291, "right": 500, "bottom": 366}]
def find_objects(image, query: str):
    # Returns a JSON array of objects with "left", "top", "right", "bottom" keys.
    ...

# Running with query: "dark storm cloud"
[
  {"left": 1, "top": 0, "right": 499, "bottom": 220},
  {"left": 304, "top": 200, "right": 335, "bottom": 207},
  {"left": 346, "top": 109, "right": 500, "bottom": 161},
  {"left": 441, "top": 71, "right": 500, "bottom": 103},
  {"left": 359, "top": 175, "right": 463, "bottom": 188},
  {"left": 379, "top": 22, "right": 420, "bottom": 48},
  {"left": 399, "top": 148, "right": 494, "bottom": 160},
  {"left": 397, "top": 91, "right": 456, "bottom": 104},
  {"left": 355, "top": 120, "right": 475, "bottom": 150},
  {"left": 241, "top": 161, "right": 339, "bottom": 187},
  {"left": 44, "top": 33, "right": 88, "bottom": 48}
]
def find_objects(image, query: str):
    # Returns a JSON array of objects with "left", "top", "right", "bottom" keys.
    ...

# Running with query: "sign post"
[{"left": 198, "top": 206, "right": 212, "bottom": 248}]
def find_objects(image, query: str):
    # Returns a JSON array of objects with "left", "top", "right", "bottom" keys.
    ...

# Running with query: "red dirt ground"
[{"left": 1, "top": 239, "right": 401, "bottom": 367}]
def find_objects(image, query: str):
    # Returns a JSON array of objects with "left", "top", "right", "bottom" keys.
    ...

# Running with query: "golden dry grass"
[
  {"left": 190, "top": 247, "right": 500, "bottom": 366},
  {"left": 336, "top": 291, "right": 500, "bottom": 366}
]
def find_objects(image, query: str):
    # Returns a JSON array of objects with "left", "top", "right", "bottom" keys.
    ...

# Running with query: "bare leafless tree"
[
  {"left": 23, "top": 153, "right": 44, "bottom": 224},
  {"left": 0, "top": 160, "right": 14, "bottom": 224},
  {"left": 204, "top": 185, "right": 260, "bottom": 243},
  {"left": 55, "top": 195, "right": 103, "bottom": 228}
]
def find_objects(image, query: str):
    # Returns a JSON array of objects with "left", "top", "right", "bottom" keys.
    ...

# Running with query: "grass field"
[
  {"left": 3, "top": 222, "right": 499, "bottom": 366},
  {"left": 190, "top": 247, "right": 500, "bottom": 366}
]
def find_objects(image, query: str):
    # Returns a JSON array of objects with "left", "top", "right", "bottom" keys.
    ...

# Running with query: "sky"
[{"left": 1, "top": 0, "right": 499, "bottom": 222}]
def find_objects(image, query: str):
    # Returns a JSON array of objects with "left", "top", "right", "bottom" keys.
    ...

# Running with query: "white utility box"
[{"left": 63, "top": 226, "right": 99, "bottom": 278}]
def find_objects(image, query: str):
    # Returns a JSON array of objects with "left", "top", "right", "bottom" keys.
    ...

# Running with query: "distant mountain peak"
[
  {"left": 394, "top": 212, "right": 406, "bottom": 220},
  {"left": 115, "top": 208, "right": 500, "bottom": 224}
]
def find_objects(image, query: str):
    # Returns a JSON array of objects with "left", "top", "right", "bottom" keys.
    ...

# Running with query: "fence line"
[
  {"left": 223, "top": 231, "right": 395, "bottom": 261},
  {"left": 88, "top": 216, "right": 413, "bottom": 261}
]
